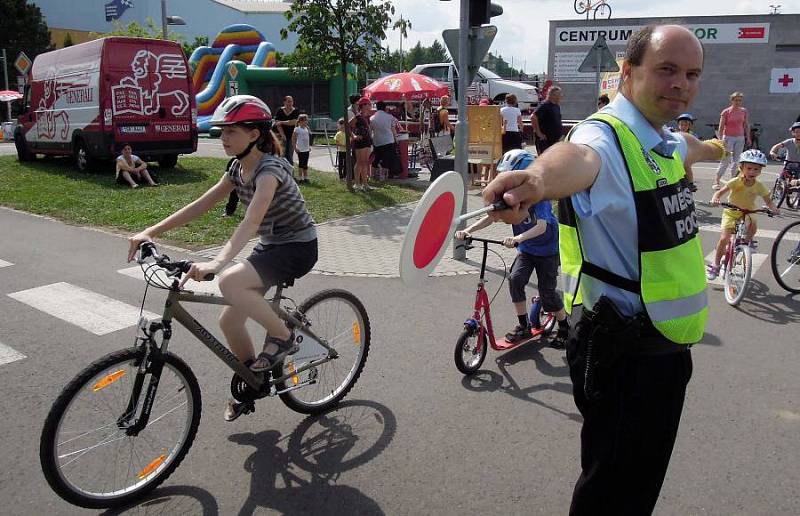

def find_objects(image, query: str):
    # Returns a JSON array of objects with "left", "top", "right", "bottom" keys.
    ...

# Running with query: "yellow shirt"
[
  {"left": 726, "top": 175, "right": 770, "bottom": 210},
  {"left": 334, "top": 130, "right": 346, "bottom": 151}
]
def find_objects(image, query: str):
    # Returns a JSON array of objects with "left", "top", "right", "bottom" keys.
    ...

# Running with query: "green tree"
[
  {"left": 392, "top": 15, "right": 412, "bottom": 71},
  {"left": 280, "top": 0, "right": 395, "bottom": 188},
  {"left": 62, "top": 32, "right": 74, "bottom": 48},
  {"left": 182, "top": 35, "right": 209, "bottom": 60},
  {"left": 0, "top": 0, "right": 53, "bottom": 106},
  {"left": 428, "top": 40, "right": 449, "bottom": 63}
]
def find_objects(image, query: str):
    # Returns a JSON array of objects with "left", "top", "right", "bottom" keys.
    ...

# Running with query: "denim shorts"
[{"left": 246, "top": 239, "right": 318, "bottom": 289}]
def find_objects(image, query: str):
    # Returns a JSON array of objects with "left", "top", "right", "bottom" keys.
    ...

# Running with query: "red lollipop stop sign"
[{"left": 400, "top": 171, "right": 508, "bottom": 285}]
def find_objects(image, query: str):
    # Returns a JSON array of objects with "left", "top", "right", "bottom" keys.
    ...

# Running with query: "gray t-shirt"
[
  {"left": 227, "top": 154, "right": 316, "bottom": 245},
  {"left": 370, "top": 110, "right": 397, "bottom": 147},
  {"left": 779, "top": 138, "right": 800, "bottom": 163}
]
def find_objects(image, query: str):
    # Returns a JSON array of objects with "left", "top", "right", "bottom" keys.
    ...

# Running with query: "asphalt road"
[{"left": 0, "top": 145, "right": 799, "bottom": 515}]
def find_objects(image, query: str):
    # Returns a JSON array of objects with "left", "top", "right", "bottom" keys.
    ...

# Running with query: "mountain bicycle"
[
  {"left": 715, "top": 202, "right": 773, "bottom": 306},
  {"left": 770, "top": 220, "right": 800, "bottom": 294},
  {"left": 39, "top": 242, "right": 370, "bottom": 509},
  {"left": 769, "top": 157, "right": 800, "bottom": 210},
  {"left": 453, "top": 236, "right": 556, "bottom": 375}
]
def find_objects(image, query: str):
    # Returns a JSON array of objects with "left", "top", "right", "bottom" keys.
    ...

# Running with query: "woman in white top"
[
  {"left": 292, "top": 113, "right": 312, "bottom": 184},
  {"left": 500, "top": 94, "right": 523, "bottom": 153},
  {"left": 116, "top": 143, "right": 158, "bottom": 188}
]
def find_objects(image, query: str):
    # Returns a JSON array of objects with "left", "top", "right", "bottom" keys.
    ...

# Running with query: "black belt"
[{"left": 580, "top": 308, "right": 690, "bottom": 356}]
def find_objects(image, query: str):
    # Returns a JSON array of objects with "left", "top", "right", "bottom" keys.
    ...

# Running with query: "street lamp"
[{"left": 161, "top": 0, "right": 186, "bottom": 39}]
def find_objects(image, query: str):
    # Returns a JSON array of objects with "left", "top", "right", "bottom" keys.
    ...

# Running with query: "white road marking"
[
  {"left": 117, "top": 266, "right": 222, "bottom": 295},
  {"left": 0, "top": 259, "right": 13, "bottom": 268},
  {"left": 704, "top": 250, "right": 768, "bottom": 287},
  {"left": 698, "top": 224, "right": 798, "bottom": 241},
  {"left": 0, "top": 342, "right": 25, "bottom": 366},
  {"left": 8, "top": 282, "right": 158, "bottom": 336}
]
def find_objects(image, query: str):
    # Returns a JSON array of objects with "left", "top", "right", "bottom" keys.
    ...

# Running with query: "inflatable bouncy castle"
[{"left": 189, "top": 24, "right": 277, "bottom": 129}]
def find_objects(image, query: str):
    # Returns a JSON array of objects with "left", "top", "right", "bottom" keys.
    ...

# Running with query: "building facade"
[
  {"left": 33, "top": 0, "right": 298, "bottom": 52},
  {"left": 548, "top": 14, "right": 800, "bottom": 149}
]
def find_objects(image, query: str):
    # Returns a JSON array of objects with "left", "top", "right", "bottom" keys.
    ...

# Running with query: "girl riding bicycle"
[
  {"left": 126, "top": 95, "right": 318, "bottom": 421},
  {"left": 707, "top": 149, "right": 778, "bottom": 280},
  {"left": 769, "top": 121, "right": 800, "bottom": 172}
]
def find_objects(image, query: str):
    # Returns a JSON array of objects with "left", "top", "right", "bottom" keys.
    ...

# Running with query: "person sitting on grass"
[{"left": 116, "top": 143, "right": 158, "bottom": 188}]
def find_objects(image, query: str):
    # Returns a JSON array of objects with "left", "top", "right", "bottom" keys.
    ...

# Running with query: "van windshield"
[{"left": 478, "top": 67, "right": 500, "bottom": 79}]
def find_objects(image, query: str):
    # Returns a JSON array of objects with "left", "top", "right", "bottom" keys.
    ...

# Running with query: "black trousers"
[{"left": 566, "top": 314, "right": 693, "bottom": 516}]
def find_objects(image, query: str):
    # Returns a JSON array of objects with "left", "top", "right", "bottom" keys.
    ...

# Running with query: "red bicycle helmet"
[{"left": 209, "top": 95, "right": 272, "bottom": 126}]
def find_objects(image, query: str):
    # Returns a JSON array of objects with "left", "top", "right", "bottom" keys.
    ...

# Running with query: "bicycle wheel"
[
  {"left": 770, "top": 220, "right": 800, "bottom": 294},
  {"left": 771, "top": 177, "right": 787, "bottom": 208},
  {"left": 573, "top": 0, "right": 588, "bottom": 14},
  {"left": 785, "top": 187, "right": 800, "bottom": 210},
  {"left": 724, "top": 245, "right": 752, "bottom": 306},
  {"left": 279, "top": 289, "right": 370, "bottom": 414},
  {"left": 593, "top": 3, "right": 612, "bottom": 19},
  {"left": 454, "top": 327, "right": 487, "bottom": 375},
  {"left": 40, "top": 348, "right": 201, "bottom": 509}
]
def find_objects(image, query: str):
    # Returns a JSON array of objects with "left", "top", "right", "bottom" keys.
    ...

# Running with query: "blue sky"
[{"left": 384, "top": 1, "right": 800, "bottom": 73}]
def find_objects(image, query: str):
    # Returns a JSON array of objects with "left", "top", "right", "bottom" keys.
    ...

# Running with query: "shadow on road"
[
  {"left": 230, "top": 399, "right": 394, "bottom": 515},
  {"left": 102, "top": 485, "right": 219, "bottom": 515},
  {"left": 460, "top": 344, "right": 581, "bottom": 423},
  {"left": 733, "top": 279, "right": 800, "bottom": 324}
]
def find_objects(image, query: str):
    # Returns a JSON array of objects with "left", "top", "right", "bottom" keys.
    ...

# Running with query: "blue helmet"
[
  {"left": 739, "top": 149, "right": 768, "bottom": 167},
  {"left": 676, "top": 113, "right": 696, "bottom": 122},
  {"left": 791, "top": 122, "right": 800, "bottom": 131},
  {"left": 496, "top": 149, "right": 535, "bottom": 173}
]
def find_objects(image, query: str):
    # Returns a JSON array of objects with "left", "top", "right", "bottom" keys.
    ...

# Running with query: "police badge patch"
[{"left": 642, "top": 147, "right": 661, "bottom": 175}]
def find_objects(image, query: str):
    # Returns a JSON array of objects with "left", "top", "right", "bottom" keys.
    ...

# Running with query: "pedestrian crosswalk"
[
  {"left": 0, "top": 341, "right": 25, "bottom": 366},
  {"left": 0, "top": 259, "right": 13, "bottom": 268},
  {"left": 8, "top": 282, "right": 157, "bottom": 336}
]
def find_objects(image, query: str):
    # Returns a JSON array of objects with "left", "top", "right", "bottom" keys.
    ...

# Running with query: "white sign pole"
[
  {"left": 2, "top": 49, "right": 10, "bottom": 121},
  {"left": 453, "top": 0, "right": 470, "bottom": 261}
]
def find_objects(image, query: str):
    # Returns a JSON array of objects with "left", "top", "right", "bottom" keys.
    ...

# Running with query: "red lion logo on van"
[
  {"left": 36, "top": 71, "right": 70, "bottom": 141},
  {"left": 112, "top": 50, "right": 190, "bottom": 117}
]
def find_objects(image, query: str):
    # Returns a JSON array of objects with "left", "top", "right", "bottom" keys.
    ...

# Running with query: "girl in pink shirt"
[{"left": 714, "top": 91, "right": 751, "bottom": 188}]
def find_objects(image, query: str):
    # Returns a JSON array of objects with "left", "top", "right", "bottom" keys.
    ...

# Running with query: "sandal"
[
  {"left": 224, "top": 398, "right": 254, "bottom": 422},
  {"left": 250, "top": 329, "right": 298, "bottom": 372}
]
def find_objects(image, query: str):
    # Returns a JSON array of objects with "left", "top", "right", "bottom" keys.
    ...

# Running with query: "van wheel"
[
  {"left": 158, "top": 154, "right": 178, "bottom": 169},
  {"left": 15, "top": 131, "right": 34, "bottom": 162},
  {"left": 73, "top": 139, "right": 94, "bottom": 172}
]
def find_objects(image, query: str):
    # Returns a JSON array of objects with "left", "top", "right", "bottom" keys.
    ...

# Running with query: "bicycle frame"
[
  {"left": 126, "top": 281, "right": 336, "bottom": 432},
  {"left": 467, "top": 240, "right": 498, "bottom": 351}
]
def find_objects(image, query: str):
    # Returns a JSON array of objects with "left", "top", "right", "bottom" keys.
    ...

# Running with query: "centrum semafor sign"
[{"left": 555, "top": 23, "right": 770, "bottom": 47}]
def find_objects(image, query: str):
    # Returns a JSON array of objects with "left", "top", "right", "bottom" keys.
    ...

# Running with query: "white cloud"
[{"left": 385, "top": 1, "right": 800, "bottom": 73}]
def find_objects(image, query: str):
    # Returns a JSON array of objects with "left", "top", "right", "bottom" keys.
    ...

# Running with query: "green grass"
[{"left": 0, "top": 155, "right": 423, "bottom": 248}]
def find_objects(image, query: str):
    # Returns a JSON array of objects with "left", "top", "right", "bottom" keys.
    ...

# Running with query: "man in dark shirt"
[
  {"left": 532, "top": 86, "right": 563, "bottom": 155},
  {"left": 274, "top": 95, "right": 300, "bottom": 164}
]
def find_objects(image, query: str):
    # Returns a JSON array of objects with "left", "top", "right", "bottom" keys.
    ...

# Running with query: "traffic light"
[{"left": 469, "top": 0, "right": 503, "bottom": 27}]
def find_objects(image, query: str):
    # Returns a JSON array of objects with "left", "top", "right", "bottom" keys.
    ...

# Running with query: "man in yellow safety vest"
[{"left": 483, "top": 25, "right": 726, "bottom": 515}]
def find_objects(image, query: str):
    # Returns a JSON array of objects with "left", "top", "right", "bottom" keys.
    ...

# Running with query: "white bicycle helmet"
[
  {"left": 739, "top": 149, "right": 768, "bottom": 167},
  {"left": 496, "top": 149, "right": 535, "bottom": 173}
]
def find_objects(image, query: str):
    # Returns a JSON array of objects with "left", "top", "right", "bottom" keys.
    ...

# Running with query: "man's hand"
[
  {"left": 482, "top": 172, "right": 541, "bottom": 224},
  {"left": 454, "top": 230, "right": 471, "bottom": 240},
  {"left": 502, "top": 236, "right": 518, "bottom": 248},
  {"left": 127, "top": 232, "right": 153, "bottom": 262}
]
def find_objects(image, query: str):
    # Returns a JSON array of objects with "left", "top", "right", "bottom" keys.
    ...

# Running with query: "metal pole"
[
  {"left": 595, "top": 47, "right": 601, "bottom": 100},
  {"left": 453, "top": 0, "right": 470, "bottom": 261},
  {"left": 2, "top": 49, "right": 10, "bottom": 121},
  {"left": 161, "top": 0, "right": 168, "bottom": 39}
]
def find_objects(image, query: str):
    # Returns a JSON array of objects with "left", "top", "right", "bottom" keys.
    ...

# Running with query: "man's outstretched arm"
[{"left": 482, "top": 141, "right": 601, "bottom": 224}]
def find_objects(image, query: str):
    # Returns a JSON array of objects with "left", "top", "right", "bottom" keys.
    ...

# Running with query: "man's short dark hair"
[
  {"left": 349, "top": 94, "right": 360, "bottom": 104},
  {"left": 625, "top": 25, "right": 656, "bottom": 66},
  {"left": 376, "top": 101, "right": 386, "bottom": 111}
]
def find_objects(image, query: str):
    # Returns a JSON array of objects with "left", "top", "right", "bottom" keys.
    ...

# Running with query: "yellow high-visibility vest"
[{"left": 559, "top": 113, "right": 707, "bottom": 344}]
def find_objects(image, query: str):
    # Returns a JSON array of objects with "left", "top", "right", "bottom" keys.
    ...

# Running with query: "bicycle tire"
[
  {"left": 40, "top": 348, "right": 201, "bottom": 509},
  {"left": 573, "top": 0, "right": 588, "bottom": 14},
  {"left": 785, "top": 188, "right": 800, "bottom": 210},
  {"left": 724, "top": 245, "right": 752, "bottom": 306},
  {"left": 278, "top": 289, "right": 370, "bottom": 414},
  {"left": 454, "top": 328, "right": 487, "bottom": 375},
  {"left": 770, "top": 220, "right": 800, "bottom": 294},
  {"left": 593, "top": 3, "right": 612, "bottom": 19},
  {"left": 771, "top": 177, "right": 787, "bottom": 208}
]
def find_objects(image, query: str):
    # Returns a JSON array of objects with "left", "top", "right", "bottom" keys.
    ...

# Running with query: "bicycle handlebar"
[
  {"left": 138, "top": 242, "right": 215, "bottom": 280},
  {"left": 718, "top": 202, "right": 774, "bottom": 217},
  {"left": 454, "top": 235, "right": 519, "bottom": 250}
]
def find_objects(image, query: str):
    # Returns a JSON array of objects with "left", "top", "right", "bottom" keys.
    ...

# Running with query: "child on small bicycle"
[
  {"left": 768, "top": 121, "right": 800, "bottom": 179},
  {"left": 455, "top": 149, "right": 570, "bottom": 348},
  {"left": 126, "top": 95, "right": 318, "bottom": 421},
  {"left": 707, "top": 149, "right": 778, "bottom": 280}
]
